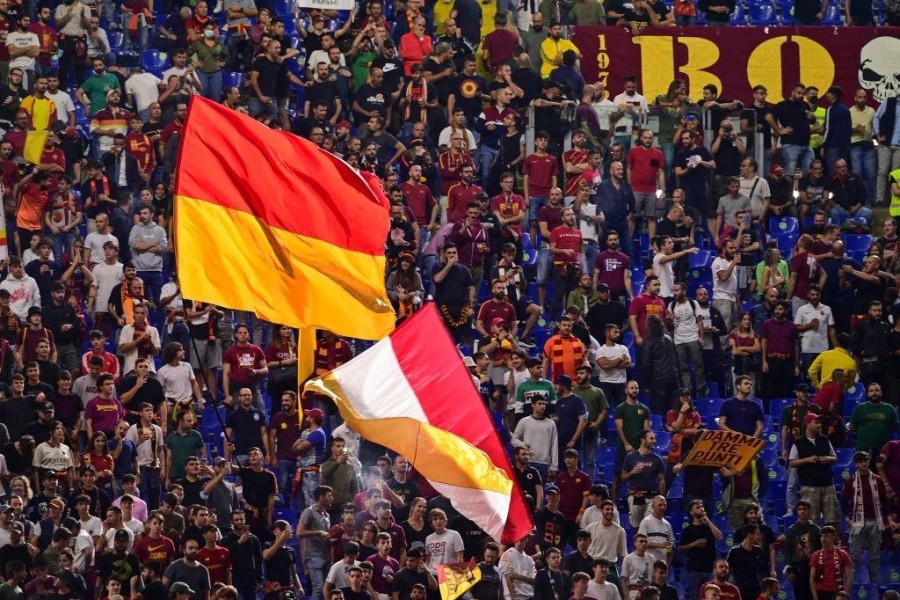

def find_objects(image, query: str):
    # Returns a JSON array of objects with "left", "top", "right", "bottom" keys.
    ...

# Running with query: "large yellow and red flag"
[
  {"left": 305, "top": 304, "right": 534, "bottom": 544},
  {"left": 173, "top": 96, "right": 395, "bottom": 340}
]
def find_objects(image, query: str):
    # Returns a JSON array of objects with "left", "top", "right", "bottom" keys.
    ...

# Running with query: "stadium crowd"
[{"left": 0, "top": 2, "right": 897, "bottom": 600}]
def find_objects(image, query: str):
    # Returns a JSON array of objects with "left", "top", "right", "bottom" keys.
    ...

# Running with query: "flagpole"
[{"left": 296, "top": 327, "right": 317, "bottom": 424}]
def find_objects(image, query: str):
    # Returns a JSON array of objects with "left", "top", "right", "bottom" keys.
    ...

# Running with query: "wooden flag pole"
[{"left": 296, "top": 327, "right": 317, "bottom": 423}]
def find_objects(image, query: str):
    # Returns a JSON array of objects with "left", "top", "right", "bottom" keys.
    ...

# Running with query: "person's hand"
[
  {"left": 762, "top": 360, "right": 769, "bottom": 373},
  {"left": 259, "top": 95, "right": 272, "bottom": 104},
  {"left": 809, "top": 317, "right": 820, "bottom": 329},
  {"left": 624, "top": 444, "right": 634, "bottom": 453},
  {"left": 695, "top": 538, "right": 707, "bottom": 548},
  {"left": 224, "top": 394, "right": 234, "bottom": 406},
  {"left": 447, "top": 254, "right": 458, "bottom": 266}
]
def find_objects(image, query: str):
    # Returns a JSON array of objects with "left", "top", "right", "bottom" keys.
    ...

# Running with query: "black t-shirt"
[
  {"left": 420, "top": 57, "right": 454, "bottom": 103},
  {"left": 306, "top": 79, "right": 340, "bottom": 119},
  {"left": 239, "top": 467, "right": 277, "bottom": 515},
  {"left": 363, "top": 131, "right": 401, "bottom": 165},
  {"left": 263, "top": 543, "right": 296, "bottom": 584},
  {"left": 713, "top": 137, "right": 743, "bottom": 177},
  {"left": 178, "top": 476, "right": 209, "bottom": 508},
  {"left": 390, "top": 567, "right": 429, "bottom": 600},
  {"left": 251, "top": 55, "right": 283, "bottom": 97},
  {"left": 449, "top": 514, "right": 487, "bottom": 562},
  {"left": 679, "top": 522, "right": 717, "bottom": 572},
  {"left": 585, "top": 301, "right": 628, "bottom": 336},
  {"left": 353, "top": 83, "right": 390, "bottom": 121},
  {"left": 620, "top": 1, "right": 669, "bottom": 25},
  {"left": 432, "top": 263, "right": 473, "bottom": 307},
  {"left": 471, "top": 563, "right": 502, "bottom": 600},
  {"left": 451, "top": 74, "right": 488, "bottom": 121},
  {"left": 340, "top": 588, "right": 371, "bottom": 600},
  {"left": 225, "top": 406, "right": 267, "bottom": 455},
  {"left": 370, "top": 55, "right": 404, "bottom": 94},
  {"left": 674, "top": 145, "right": 714, "bottom": 193},
  {"left": 768, "top": 176, "right": 793, "bottom": 208},
  {"left": 0, "top": 542, "right": 32, "bottom": 578},
  {"left": 0, "top": 86, "right": 26, "bottom": 123},
  {"left": 386, "top": 477, "right": 419, "bottom": 522},
  {"left": 137, "top": 579, "right": 169, "bottom": 600},
  {"left": 533, "top": 508, "right": 565, "bottom": 548},
  {"left": 772, "top": 99, "right": 812, "bottom": 146},
  {"left": 96, "top": 551, "right": 141, "bottom": 584},
  {"left": 0, "top": 442, "right": 31, "bottom": 475},
  {"left": 605, "top": 0, "right": 626, "bottom": 23},
  {"left": 726, "top": 544, "right": 764, "bottom": 597},
  {"left": 734, "top": 523, "right": 776, "bottom": 570},
  {"left": 743, "top": 104, "right": 773, "bottom": 149}
]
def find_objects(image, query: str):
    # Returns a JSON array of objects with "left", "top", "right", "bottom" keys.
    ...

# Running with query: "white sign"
[{"left": 296, "top": 0, "right": 356, "bottom": 10}]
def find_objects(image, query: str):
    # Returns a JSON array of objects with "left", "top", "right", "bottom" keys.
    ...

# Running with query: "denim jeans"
[
  {"left": 197, "top": 70, "right": 223, "bottom": 103},
  {"left": 830, "top": 204, "right": 873, "bottom": 224},
  {"left": 823, "top": 146, "right": 848, "bottom": 177},
  {"left": 536, "top": 245, "right": 553, "bottom": 284},
  {"left": 304, "top": 555, "right": 328, "bottom": 600},
  {"left": 52, "top": 231, "right": 76, "bottom": 262},
  {"left": 137, "top": 270, "right": 164, "bottom": 306},
  {"left": 121, "top": 11, "right": 149, "bottom": 50},
  {"left": 139, "top": 465, "right": 161, "bottom": 511},
  {"left": 849, "top": 144, "right": 876, "bottom": 205},
  {"left": 529, "top": 461, "right": 549, "bottom": 483},
  {"left": 581, "top": 241, "right": 599, "bottom": 278},
  {"left": 786, "top": 466, "right": 798, "bottom": 513},
  {"left": 676, "top": 15, "right": 696, "bottom": 25},
  {"left": 276, "top": 459, "right": 299, "bottom": 511},
  {"left": 782, "top": 143, "right": 814, "bottom": 177},
  {"left": 476, "top": 145, "right": 498, "bottom": 189},
  {"left": 421, "top": 253, "right": 439, "bottom": 295},
  {"left": 528, "top": 196, "right": 548, "bottom": 229},
  {"left": 301, "top": 470, "right": 320, "bottom": 512},
  {"left": 849, "top": 519, "right": 882, "bottom": 583}
]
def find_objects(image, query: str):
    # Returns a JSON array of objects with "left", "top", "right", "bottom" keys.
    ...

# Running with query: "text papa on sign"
[{"left": 572, "top": 26, "right": 882, "bottom": 103}]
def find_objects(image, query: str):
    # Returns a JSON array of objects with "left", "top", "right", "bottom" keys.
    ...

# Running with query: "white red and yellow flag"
[{"left": 304, "top": 303, "right": 533, "bottom": 544}]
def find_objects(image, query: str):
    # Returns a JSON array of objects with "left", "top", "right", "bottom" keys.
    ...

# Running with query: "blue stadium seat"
[
  {"left": 521, "top": 247, "right": 538, "bottom": 266},
  {"left": 695, "top": 10, "right": 707, "bottom": 25},
  {"left": 834, "top": 447, "right": 854, "bottom": 467},
  {"left": 769, "top": 217, "right": 798, "bottom": 236},
  {"left": 521, "top": 232, "right": 534, "bottom": 251},
  {"left": 781, "top": 0, "right": 794, "bottom": 23},
  {"left": 850, "top": 585, "right": 877, "bottom": 600},
  {"left": 654, "top": 431, "right": 671, "bottom": 452},
  {"left": 770, "top": 397, "right": 793, "bottom": 421},
  {"left": 879, "top": 565, "right": 900, "bottom": 587},
  {"left": 142, "top": 50, "right": 167, "bottom": 72},
  {"left": 697, "top": 397, "right": 724, "bottom": 419},
  {"left": 730, "top": 3, "right": 747, "bottom": 24},
  {"left": 833, "top": 464, "right": 853, "bottom": 485},
  {"left": 689, "top": 249, "right": 712, "bottom": 269},
  {"left": 223, "top": 71, "right": 245, "bottom": 89},
  {"left": 669, "top": 512, "right": 690, "bottom": 532},
  {"left": 766, "top": 464, "right": 786, "bottom": 482},
  {"left": 775, "top": 234, "right": 795, "bottom": 257},
  {"left": 650, "top": 414, "right": 663, "bottom": 431},
  {"left": 749, "top": 3, "right": 778, "bottom": 25},
  {"left": 275, "top": 0, "right": 294, "bottom": 16},
  {"left": 844, "top": 234, "right": 873, "bottom": 253},
  {"left": 821, "top": 3, "right": 843, "bottom": 24},
  {"left": 109, "top": 30, "right": 124, "bottom": 50}
]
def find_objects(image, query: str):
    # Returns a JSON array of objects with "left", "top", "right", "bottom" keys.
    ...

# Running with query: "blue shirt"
[
  {"left": 718, "top": 397, "right": 764, "bottom": 436},
  {"left": 594, "top": 179, "right": 635, "bottom": 224},
  {"left": 555, "top": 393, "right": 587, "bottom": 443}
]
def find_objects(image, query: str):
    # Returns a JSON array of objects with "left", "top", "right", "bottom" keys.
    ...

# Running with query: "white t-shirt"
[
  {"left": 84, "top": 231, "right": 119, "bottom": 264},
  {"left": 587, "top": 579, "right": 622, "bottom": 600},
  {"left": 596, "top": 343, "right": 629, "bottom": 383},
  {"left": 503, "top": 367, "right": 530, "bottom": 412},
  {"left": 90, "top": 261, "right": 125, "bottom": 314},
  {"left": 585, "top": 521, "right": 627, "bottom": 562},
  {"left": 651, "top": 252, "right": 674, "bottom": 298},
  {"left": 619, "top": 551, "right": 655, "bottom": 589},
  {"left": 325, "top": 559, "right": 360, "bottom": 588},
  {"left": 611, "top": 92, "right": 648, "bottom": 133},
  {"left": 579, "top": 202, "right": 600, "bottom": 242},
  {"left": 46, "top": 89, "right": 77, "bottom": 122},
  {"left": 580, "top": 504, "right": 621, "bottom": 529},
  {"left": 794, "top": 302, "right": 834, "bottom": 354},
  {"left": 637, "top": 514, "right": 674, "bottom": 564},
  {"left": 78, "top": 515, "right": 104, "bottom": 540},
  {"left": 668, "top": 298, "right": 700, "bottom": 345},
  {"left": 125, "top": 72, "right": 162, "bottom": 112},
  {"left": 157, "top": 361, "right": 195, "bottom": 400},
  {"left": 425, "top": 529, "right": 464, "bottom": 574},
  {"left": 104, "top": 525, "right": 135, "bottom": 552},
  {"left": 591, "top": 99, "right": 616, "bottom": 132},
  {"left": 438, "top": 127, "right": 477, "bottom": 152},
  {"left": 498, "top": 547, "right": 535, "bottom": 600},
  {"left": 711, "top": 256, "right": 737, "bottom": 302},
  {"left": 73, "top": 528, "right": 95, "bottom": 572},
  {"left": 124, "top": 517, "right": 145, "bottom": 536},
  {"left": 126, "top": 422, "right": 164, "bottom": 467},
  {"left": 7, "top": 31, "right": 40, "bottom": 70}
]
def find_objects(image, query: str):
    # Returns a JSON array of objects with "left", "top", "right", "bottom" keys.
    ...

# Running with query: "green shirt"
[
  {"left": 188, "top": 39, "right": 230, "bottom": 74},
  {"left": 573, "top": 383, "right": 607, "bottom": 423},
  {"left": 570, "top": 1, "right": 606, "bottom": 25},
  {"left": 614, "top": 401, "right": 651, "bottom": 449},
  {"left": 515, "top": 378, "right": 557, "bottom": 413},
  {"left": 79, "top": 73, "right": 120, "bottom": 115},
  {"left": 166, "top": 428, "right": 205, "bottom": 480},
  {"left": 851, "top": 401, "right": 899, "bottom": 452},
  {"left": 352, "top": 52, "right": 377, "bottom": 91},
  {"left": 0, "top": 583, "right": 23, "bottom": 600}
]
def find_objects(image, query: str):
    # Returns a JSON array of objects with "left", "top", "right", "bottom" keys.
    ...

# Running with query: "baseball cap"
[
  {"left": 543, "top": 79, "right": 560, "bottom": 90},
  {"left": 0, "top": 504, "right": 12, "bottom": 514},
  {"left": 795, "top": 383, "right": 810, "bottom": 393},
  {"left": 170, "top": 582, "right": 196, "bottom": 597},
  {"left": 490, "top": 317, "right": 508, "bottom": 329},
  {"left": 39, "top": 401, "right": 55, "bottom": 411},
  {"left": 48, "top": 498, "right": 65, "bottom": 511},
  {"left": 0, "top": 289, "right": 11, "bottom": 298},
  {"left": 114, "top": 529, "right": 130, "bottom": 541},
  {"left": 803, "top": 413, "right": 821, "bottom": 425},
  {"left": 462, "top": 356, "right": 476, "bottom": 368},
  {"left": 304, "top": 408, "right": 325, "bottom": 424},
  {"left": 213, "top": 456, "right": 228, "bottom": 466},
  {"left": 336, "top": 120, "right": 351, "bottom": 130},
  {"left": 8, "top": 522, "right": 23, "bottom": 534},
  {"left": 596, "top": 282, "right": 610, "bottom": 291},
  {"left": 677, "top": 387, "right": 692, "bottom": 396},
  {"left": 545, "top": 485, "right": 560, "bottom": 495},
  {"left": 62, "top": 517, "right": 79, "bottom": 529},
  {"left": 382, "top": 39, "right": 395, "bottom": 48}
]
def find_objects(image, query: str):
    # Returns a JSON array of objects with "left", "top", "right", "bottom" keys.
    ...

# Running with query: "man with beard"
[
  {"left": 849, "top": 382, "right": 899, "bottom": 461},
  {"left": 678, "top": 500, "right": 722, "bottom": 600},
  {"left": 628, "top": 130, "right": 666, "bottom": 239},
  {"left": 595, "top": 163, "right": 636, "bottom": 263},
  {"left": 162, "top": 538, "right": 211, "bottom": 600},
  {"left": 674, "top": 130, "right": 716, "bottom": 236},
  {"left": 97, "top": 529, "right": 142, "bottom": 594}
]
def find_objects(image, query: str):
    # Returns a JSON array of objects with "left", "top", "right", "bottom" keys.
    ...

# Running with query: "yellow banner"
[
  {"left": 437, "top": 562, "right": 482, "bottom": 600},
  {"left": 681, "top": 430, "right": 764, "bottom": 471}
]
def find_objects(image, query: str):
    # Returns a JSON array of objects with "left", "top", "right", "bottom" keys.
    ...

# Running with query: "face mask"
[
  {"left": 94, "top": 69, "right": 105, "bottom": 76},
  {"left": 203, "top": 29, "right": 215, "bottom": 38}
]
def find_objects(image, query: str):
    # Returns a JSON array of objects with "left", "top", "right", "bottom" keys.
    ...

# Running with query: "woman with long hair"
[
  {"left": 401, "top": 497, "right": 432, "bottom": 552},
  {"left": 82, "top": 431, "right": 115, "bottom": 497},
  {"left": 386, "top": 253, "right": 424, "bottom": 322},
  {"left": 6, "top": 475, "right": 33, "bottom": 503},
  {"left": 727, "top": 313, "right": 761, "bottom": 395},
  {"left": 665, "top": 390, "right": 704, "bottom": 490},
  {"left": 757, "top": 247, "right": 788, "bottom": 296},
  {"left": 265, "top": 324, "right": 298, "bottom": 402}
]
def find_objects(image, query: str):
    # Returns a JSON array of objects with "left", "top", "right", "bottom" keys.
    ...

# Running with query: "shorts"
[
  {"left": 633, "top": 192, "right": 664, "bottom": 219},
  {"left": 189, "top": 338, "right": 223, "bottom": 370},
  {"left": 248, "top": 96, "right": 278, "bottom": 119},
  {"left": 513, "top": 298, "right": 533, "bottom": 321}
]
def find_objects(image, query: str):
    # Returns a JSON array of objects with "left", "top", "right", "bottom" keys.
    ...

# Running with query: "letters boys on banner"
[
  {"left": 572, "top": 26, "right": 898, "bottom": 104},
  {"left": 681, "top": 430, "right": 765, "bottom": 471}
]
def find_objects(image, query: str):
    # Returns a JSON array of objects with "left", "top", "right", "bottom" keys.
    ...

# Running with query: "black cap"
[
  {"left": 49, "top": 120, "right": 68, "bottom": 134},
  {"left": 545, "top": 485, "right": 560, "bottom": 495},
  {"left": 795, "top": 383, "right": 810, "bottom": 392},
  {"left": 543, "top": 79, "right": 560, "bottom": 90},
  {"left": 677, "top": 387, "right": 692, "bottom": 396}
]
